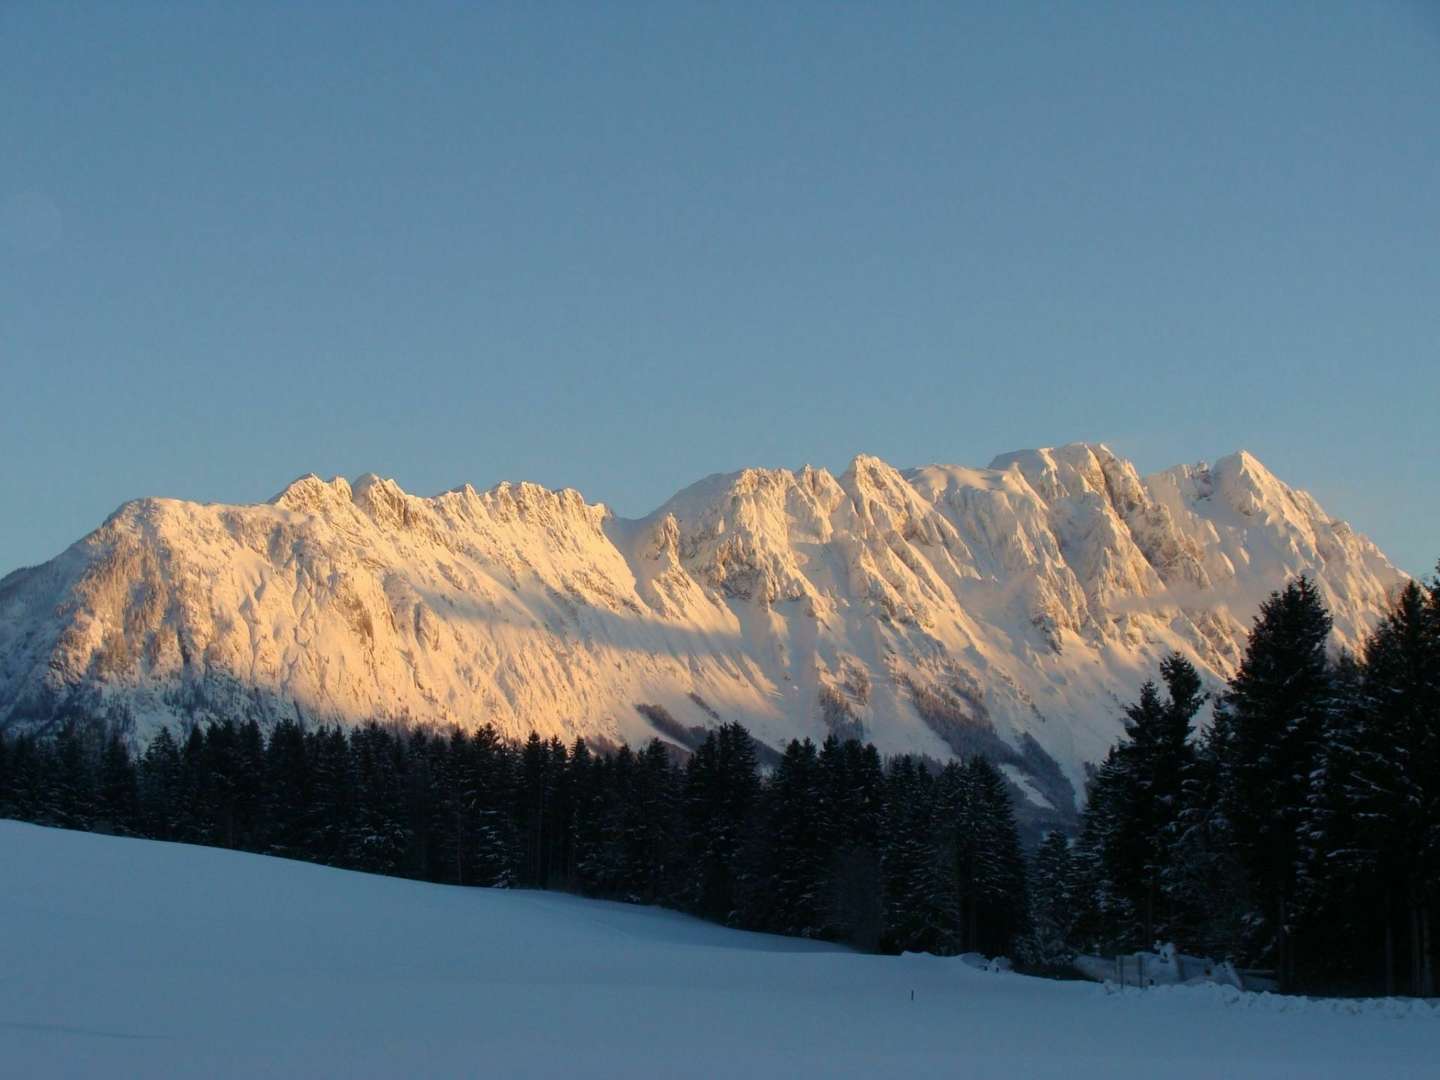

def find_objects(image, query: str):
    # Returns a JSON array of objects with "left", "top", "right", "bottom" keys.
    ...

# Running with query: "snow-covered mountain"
[{"left": 0, "top": 444, "right": 1405, "bottom": 821}]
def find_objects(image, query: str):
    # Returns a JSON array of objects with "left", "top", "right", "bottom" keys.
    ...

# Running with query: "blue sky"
[{"left": 2, "top": 2, "right": 1437, "bottom": 577}]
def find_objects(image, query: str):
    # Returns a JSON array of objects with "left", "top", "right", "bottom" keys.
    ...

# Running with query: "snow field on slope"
[{"left": 1, "top": 821, "right": 1433, "bottom": 1079}]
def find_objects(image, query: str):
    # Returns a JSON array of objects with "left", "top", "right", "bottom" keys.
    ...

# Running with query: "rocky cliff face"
[{"left": 0, "top": 444, "right": 1406, "bottom": 822}]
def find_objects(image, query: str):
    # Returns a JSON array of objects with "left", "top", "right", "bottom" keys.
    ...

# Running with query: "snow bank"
[{"left": 1132, "top": 981, "right": 1440, "bottom": 1019}]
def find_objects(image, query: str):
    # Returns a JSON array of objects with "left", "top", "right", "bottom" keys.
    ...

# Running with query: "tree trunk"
[
  {"left": 1385, "top": 897, "right": 1396, "bottom": 998},
  {"left": 455, "top": 807, "right": 464, "bottom": 886},
  {"left": 1422, "top": 905, "right": 1435, "bottom": 998},
  {"left": 1422, "top": 898, "right": 1434, "bottom": 1002},
  {"left": 1410, "top": 900, "right": 1423, "bottom": 997},
  {"left": 1145, "top": 874, "right": 1155, "bottom": 948},
  {"left": 1284, "top": 892, "right": 1296, "bottom": 996}
]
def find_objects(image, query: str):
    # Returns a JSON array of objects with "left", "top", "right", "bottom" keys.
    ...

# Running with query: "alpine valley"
[{"left": 0, "top": 443, "right": 1405, "bottom": 829}]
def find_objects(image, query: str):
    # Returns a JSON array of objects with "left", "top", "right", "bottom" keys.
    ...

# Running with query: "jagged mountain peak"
[{"left": 270, "top": 473, "right": 354, "bottom": 510}]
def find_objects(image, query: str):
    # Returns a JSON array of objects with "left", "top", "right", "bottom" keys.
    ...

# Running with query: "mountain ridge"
[{"left": 0, "top": 443, "right": 1406, "bottom": 824}]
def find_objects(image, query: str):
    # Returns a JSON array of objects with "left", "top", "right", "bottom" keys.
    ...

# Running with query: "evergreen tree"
[
  {"left": 1072, "top": 745, "right": 1130, "bottom": 954},
  {"left": 515, "top": 733, "right": 555, "bottom": 887},
  {"left": 97, "top": 727, "right": 138, "bottom": 834},
  {"left": 138, "top": 726, "right": 183, "bottom": 840},
  {"left": 233, "top": 719, "right": 266, "bottom": 850},
  {"left": 202, "top": 719, "right": 241, "bottom": 848},
  {"left": 754, "top": 739, "right": 825, "bottom": 935},
  {"left": 177, "top": 724, "right": 212, "bottom": 844},
  {"left": 470, "top": 724, "right": 518, "bottom": 888},
  {"left": 623, "top": 739, "right": 680, "bottom": 904},
  {"left": 432, "top": 728, "right": 476, "bottom": 885},
  {"left": 571, "top": 739, "right": 623, "bottom": 895},
  {"left": 683, "top": 722, "right": 760, "bottom": 924},
  {"left": 50, "top": 718, "right": 98, "bottom": 830},
  {"left": 306, "top": 725, "right": 355, "bottom": 865},
  {"left": 880, "top": 755, "right": 935, "bottom": 953},
  {"left": 963, "top": 757, "right": 1028, "bottom": 957},
  {"left": 817, "top": 738, "right": 885, "bottom": 948},
  {"left": 1295, "top": 650, "right": 1375, "bottom": 989},
  {"left": 1215, "top": 576, "right": 1334, "bottom": 988},
  {"left": 1077, "top": 654, "right": 1203, "bottom": 950},
  {"left": 1017, "top": 831, "right": 1077, "bottom": 972},
  {"left": 545, "top": 737, "right": 576, "bottom": 887},
  {"left": 927, "top": 760, "right": 973, "bottom": 954},
  {"left": 350, "top": 723, "right": 408, "bottom": 875},
  {"left": 262, "top": 718, "right": 310, "bottom": 858},
  {"left": 402, "top": 728, "right": 440, "bottom": 879},
  {"left": 1342, "top": 579, "right": 1440, "bottom": 995},
  {"left": 1161, "top": 702, "right": 1251, "bottom": 962},
  {"left": 5, "top": 732, "right": 46, "bottom": 821},
  {"left": 0, "top": 731, "right": 9, "bottom": 816}
]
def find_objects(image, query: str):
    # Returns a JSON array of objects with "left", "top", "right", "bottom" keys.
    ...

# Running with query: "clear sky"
[{"left": 2, "top": 2, "right": 1437, "bottom": 578}]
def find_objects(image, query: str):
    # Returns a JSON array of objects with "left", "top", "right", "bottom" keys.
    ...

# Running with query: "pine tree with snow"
[
  {"left": 46, "top": 718, "right": 102, "bottom": 831},
  {"left": 1215, "top": 576, "right": 1334, "bottom": 989},
  {"left": 572, "top": 739, "right": 625, "bottom": 896},
  {"left": 623, "top": 739, "right": 681, "bottom": 904},
  {"left": 928, "top": 760, "right": 974, "bottom": 955},
  {"left": 305, "top": 725, "right": 356, "bottom": 866},
  {"left": 965, "top": 756, "right": 1028, "bottom": 957},
  {"left": 177, "top": 724, "right": 213, "bottom": 844},
  {"left": 1340, "top": 577, "right": 1440, "bottom": 995},
  {"left": 515, "top": 732, "right": 556, "bottom": 888},
  {"left": 1087, "top": 653, "right": 1203, "bottom": 949},
  {"left": 261, "top": 718, "right": 309, "bottom": 858},
  {"left": 97, "top": 727, "right": 138, "bottom": 835},
  {"left": 233, "top": 719, "right": 266, "bottom": 850},
  {"left": 1016, "top": 831, "right": 1077, "bottom": 973},
  {"left": 470, "top": 724, "right": 519, "bottom": 888},
  {"left": 880, "top": 756, "right": 939, "bottom": 953},
  {"left": 1072, "top": 745, "right": 1131, "bottom": 954},
  {"left": 683, "top": 722, "right": 760, "bottom": 924},
  {"left": 138, "top": 726, "right": 183, "bottom": 840},
  {"left": 1291, "top": 649, "right": 1378, "bottom": 989},
  {"left": 817, "top": 737, "right": 885, "bottom": 948},
  {"left": 349, "top": 723, "right": 408, "bottom": 876},
  {"left": 754, "top": 738, "right": 826, "bottom": 936}
]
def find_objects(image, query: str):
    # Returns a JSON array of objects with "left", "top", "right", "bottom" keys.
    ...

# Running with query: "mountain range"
[{"left": 0, "top": 443, "right": 1405, "bottom": 825}]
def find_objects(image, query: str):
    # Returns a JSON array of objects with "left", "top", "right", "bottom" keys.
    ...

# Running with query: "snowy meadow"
[{"left": 2, "top": 820, "right": 1432, "bottom": 1079}]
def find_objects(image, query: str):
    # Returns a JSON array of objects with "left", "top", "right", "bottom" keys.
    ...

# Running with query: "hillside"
[{"left": 2, "top": 820, "right": 1434, "bottom": 1078}]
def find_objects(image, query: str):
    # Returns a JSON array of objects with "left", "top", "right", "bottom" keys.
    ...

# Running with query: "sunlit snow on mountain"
[{"left": 0, "top": 443, "right": 1405, "bottom": 826}]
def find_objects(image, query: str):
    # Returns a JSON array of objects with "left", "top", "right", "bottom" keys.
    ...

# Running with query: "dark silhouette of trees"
[{"left": 0, "top": 716, "right": 1030, "bottom": 960}]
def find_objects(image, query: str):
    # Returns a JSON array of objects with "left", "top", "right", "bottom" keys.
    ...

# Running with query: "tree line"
[
  {"left": 0, "top": 706, "right": 1029, "bottom": 958},
  {"left": 1042, "top": 573, "right": 1440, "bottom": 997}
]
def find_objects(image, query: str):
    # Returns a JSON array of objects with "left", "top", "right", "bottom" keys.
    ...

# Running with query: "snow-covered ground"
[{"left": 2, "top": 821, "right": 1432, "bottom": 1078}]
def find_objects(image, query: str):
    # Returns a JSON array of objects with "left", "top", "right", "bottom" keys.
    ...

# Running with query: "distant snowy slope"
[
  {"left": 1, "top": 821, "right": 1433, "bottom": 1078},
  {"left": 0, "top": 444, "right": 1406, "bottom": 818}
]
